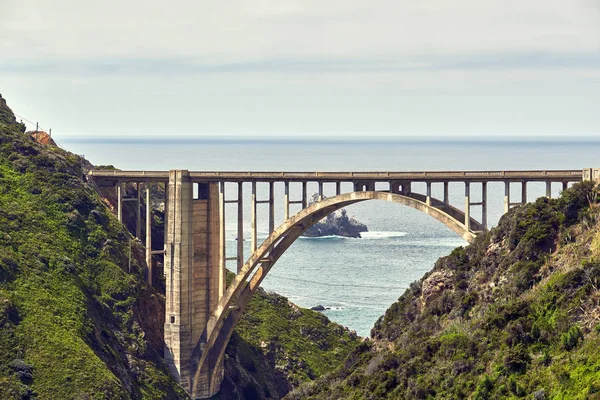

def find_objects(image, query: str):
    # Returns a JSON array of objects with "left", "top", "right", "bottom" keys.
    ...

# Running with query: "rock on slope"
[{"left": 289, "top": 181, "right": 600, "bottom": 399}]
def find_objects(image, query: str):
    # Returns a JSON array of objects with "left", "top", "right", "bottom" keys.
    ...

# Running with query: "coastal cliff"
[{"left": 289, "top": 181, "right": 600, "bottom": 399}]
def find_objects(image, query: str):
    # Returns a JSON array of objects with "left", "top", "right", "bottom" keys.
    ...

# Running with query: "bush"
[{"left": 561, "top": 326, "right": 582, "bottom": 351}]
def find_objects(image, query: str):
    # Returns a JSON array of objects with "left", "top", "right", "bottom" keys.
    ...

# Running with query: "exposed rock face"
[
  {"left": 302, "top": 193, "right": 368, "bottom": 238},
  {"left": 28, "top": 130, "right": 57, "bottom": 146}
]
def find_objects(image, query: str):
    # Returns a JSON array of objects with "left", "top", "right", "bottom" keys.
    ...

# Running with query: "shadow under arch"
[{"left": 192, "top": 190, "right": 482, "bottom": 393}]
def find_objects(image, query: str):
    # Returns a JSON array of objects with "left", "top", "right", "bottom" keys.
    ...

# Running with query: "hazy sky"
[{"left": 1, "top": 0, "right": 599, "bottom": 138}]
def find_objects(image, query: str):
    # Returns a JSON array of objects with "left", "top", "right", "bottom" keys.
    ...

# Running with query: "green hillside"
[
  {"left": 290, "top": 180, "right": 600, "bottom": 399},
  {"left": 0, "top": 94, "right": 359, "bottom": 399}
]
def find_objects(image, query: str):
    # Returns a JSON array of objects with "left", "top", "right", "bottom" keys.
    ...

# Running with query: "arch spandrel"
[{"left": 192, "top": 190, "right": 480, "bottom": 392}]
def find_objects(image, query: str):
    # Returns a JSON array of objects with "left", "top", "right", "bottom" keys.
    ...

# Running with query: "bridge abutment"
[{"left": 164, "top": 170, "right": 224, "bottom": 399}]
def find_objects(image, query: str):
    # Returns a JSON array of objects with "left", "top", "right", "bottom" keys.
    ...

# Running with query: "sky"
[{"left": 1, "top": 0, "right": 599, "bottom": 138}]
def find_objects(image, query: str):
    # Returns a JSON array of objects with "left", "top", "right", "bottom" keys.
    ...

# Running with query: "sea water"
[{"left": 63, "top": 136, "right": 600, "bottom": 336}]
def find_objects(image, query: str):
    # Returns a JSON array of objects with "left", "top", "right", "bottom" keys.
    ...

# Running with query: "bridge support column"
[
  {"left": 562, "top": 181, "right": 568, "bottom": 191},
  {"left": 482, "top": 182, "right": 487, "bottom": 230},
  {"left": 146, "top": 185, "right": 152, "bottom": 284},
  {"left": 237, "top": 182, "right": 244, "bottom": 273},
  {"left": 136, "top": 183, "right": 141, "bottom": 239},
  {"left": 443, "top": 182, "right": 449, "bottom": 204},
  {"left": 284, "top": 182, "right": 290, "bottom": 220},
  {"left": 426, "top": 182, "right": 431, "bottom": 206},
  {"left": 251, "top": 182, "right": 257, "bottom": 252},
  {"left": 464, "top": 182, "right": 470, "bottom": 232},
  {"left": 401, "top": 181, "right": 411, "bottom": 195},
  {"left": 164, "top": 170, "right": 224, "bottom": 399},
  {"left": 117, "top": 182, "right": 123, "bottom": 222},
  {"left": 302, "top": 182, "right": 307, "bottom": 208},
  {"left": 269, "top": 182, "right": 275, "bottom": 234},
  {"left": 521, "top": 182, "right": 527, "bottom": 204},
  {"left": 546, "top": 181, "right": 552, "bottom": 198},
  {"left": 504, "top": 181, "right": 510, "bottom": 214}
]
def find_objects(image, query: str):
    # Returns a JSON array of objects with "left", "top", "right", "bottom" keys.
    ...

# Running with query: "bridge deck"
[{"left": 88, "top": 169, "right": 583, "bottom": 184}]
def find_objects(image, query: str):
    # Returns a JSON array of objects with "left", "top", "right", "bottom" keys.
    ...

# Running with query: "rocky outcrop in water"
[{"left": 302, "top": 193, "right": 368, "bottom": 238}]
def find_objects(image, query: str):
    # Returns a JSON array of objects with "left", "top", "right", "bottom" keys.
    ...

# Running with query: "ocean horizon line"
[{"left": 57, "top": 134, "right": 600, "bottom": 146}]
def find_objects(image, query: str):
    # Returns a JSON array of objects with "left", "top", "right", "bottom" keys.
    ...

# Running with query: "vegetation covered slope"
[
  {"left": 290, "top": 181, "right": 600, "bottom": 399},
  {"left": 218, "top": 284, "right": 360, "bottom": 399},
  {"left": 0, "top": 94, "right": 359, "bottom": 399},
  {"left": 0, "top": 95, "right": 186, "bottom": 399}
]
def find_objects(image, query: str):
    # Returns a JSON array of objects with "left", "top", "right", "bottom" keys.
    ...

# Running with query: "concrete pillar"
[
  {"left": 302, "top": 182, "right": 307, "bottom": 209},
  {"left": 402, "top": 182, "right": 411, "bottom": 195},
  {"left": 164, "top": 171, "right": 223, "bottom": 398},
  {"left": 464, "top": 182, "right": 470, "bottom": 232},
  {"left": 546, "top": 181, "right": 552, "bottom": 198},
  {"left": 163, "top": 170, "right": 193, "bottom": 390},
  {"left": 504, "top": 181, "right": 510, "bottom": 214},
  {"left": 521, "top": 181, "right": 527, "bottom": 204},
  {"left": 443, "top": 182, "right": 449, "bottom": 204},
  {"left": 237, "top": 182, "right": 243, "bottom": 273},
  {"left": 284, "top": 182, "right": 290, "bottom": 220},
  {"left": 318, "top": 181, "right": 323, "bottom": 201},
  {"left": 218, "top": 183, "right": 225, "bottom": 298},
  {"left": 146, "top": 185, "right": 152, "bottom": 285},
  {"left": 426, "top": 182, "right": 431, "bottom": 206},
  {"left": 136, "top": 183, "right": 141, "bottom": 239},
  {"left": 164, "top": 182, "right": 168, "bottom": 255},
  {"left": 117, "top": 182, "right": 123, "bottom": 222},
  {"left": 336, "top": 182, "right": 341, "bottom": 196},
  {"left": 562, "top": 181, "right": 568, "bottom": 191},
  {"left": 251, "top": 182, "right": 257, "bottom": 253},
  {"left": 482, "top": 182, "right": 487, "bottom": 230},
  {"left": 269, "top": 182, "right": 275, "bottom": 234}
]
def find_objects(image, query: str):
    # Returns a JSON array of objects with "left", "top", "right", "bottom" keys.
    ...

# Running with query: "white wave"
[
  {"left": 360, "top": 231, "right": 408, "bottom": 239},
  {"left": 298, "top": 235, "right": 345, "bottom": 240}
]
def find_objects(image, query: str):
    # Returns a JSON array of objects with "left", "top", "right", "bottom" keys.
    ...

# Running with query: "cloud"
[{"left": 2, "top": 0, "right": 599, "bottom": 64}]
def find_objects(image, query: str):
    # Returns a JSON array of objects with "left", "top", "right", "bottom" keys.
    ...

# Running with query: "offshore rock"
[{"left": 302, "top": 193, "right": 368, "bottom": 238}]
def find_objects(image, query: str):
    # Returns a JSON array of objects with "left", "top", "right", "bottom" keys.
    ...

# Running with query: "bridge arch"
[{"left": 191, "top": 190, "right": 481, "bottom": 393}]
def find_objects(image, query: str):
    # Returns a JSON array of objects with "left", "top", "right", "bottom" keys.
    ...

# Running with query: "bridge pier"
[
  {"left": 146, "top": 185, "right": 152, "bottom": 284},
  {"left": 464, "top": 182, "right": 470, "bottom": 231},
  {"left": 163, "top": 170, "right": 224, "bottom": 399}
]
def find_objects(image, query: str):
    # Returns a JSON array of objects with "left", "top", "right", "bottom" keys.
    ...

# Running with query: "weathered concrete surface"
[
  {"left": 88, "top": 169, "right": 583, "bottom": 184},
  {"left": 164, "top": 171, "right": 223, "bottom": 398}
]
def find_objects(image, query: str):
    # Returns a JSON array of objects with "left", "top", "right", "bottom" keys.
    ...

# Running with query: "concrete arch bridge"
[{"left": 88, "top": 168, "right": 590, "bottom": 399}]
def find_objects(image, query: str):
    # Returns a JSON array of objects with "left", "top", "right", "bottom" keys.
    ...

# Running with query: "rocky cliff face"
[
  {"left": 302, "top": 194, "right": 368, "bottom": 238},
  {"left": 289, "top": 181, "right": 600, "bottom": 399}
]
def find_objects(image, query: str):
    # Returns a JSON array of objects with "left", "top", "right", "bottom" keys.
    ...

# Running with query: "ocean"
[{"left": 62, "top": 136, "right": 600, "bottom": 336}]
